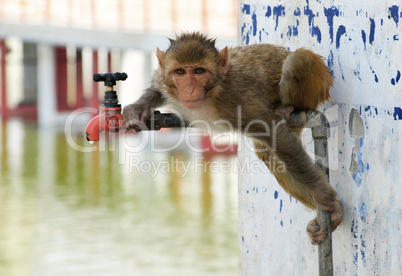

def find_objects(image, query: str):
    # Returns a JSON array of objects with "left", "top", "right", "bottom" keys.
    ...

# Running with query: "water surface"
[{"left": 0, "top": 119, "right": 238, "bottom": 276}]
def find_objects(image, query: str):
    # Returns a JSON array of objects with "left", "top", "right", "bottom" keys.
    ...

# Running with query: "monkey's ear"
[
  {"left": 156, "top": 48, "right": 165, "bottom": 76},
  {"left": 219, "top": 47, "right": 229, "bottom": 76}
]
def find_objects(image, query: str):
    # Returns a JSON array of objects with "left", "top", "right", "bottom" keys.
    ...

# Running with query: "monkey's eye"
[
  {"left": 194, "top": 68, "right": 206, "bottom": 74},
  {"left": 175, "top": 69, "right": 185, "bottom": 75}
]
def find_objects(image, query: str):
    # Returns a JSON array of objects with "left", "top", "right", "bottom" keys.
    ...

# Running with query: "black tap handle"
[
  {"left": 93, "top": 72, "right": 128, "bottom": 86},
  {"left": 145, "top": 111, "right": 189, "bottom": 130}
]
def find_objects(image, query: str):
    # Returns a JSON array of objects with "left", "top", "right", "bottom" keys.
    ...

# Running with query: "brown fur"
[{"left": 123, "top": 32, "right": 342, "bottom": 242}]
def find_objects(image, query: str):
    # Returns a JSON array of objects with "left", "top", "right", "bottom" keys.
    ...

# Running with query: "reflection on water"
[{"left": 0, "top": 119, "right": 238, "bottom": 276}]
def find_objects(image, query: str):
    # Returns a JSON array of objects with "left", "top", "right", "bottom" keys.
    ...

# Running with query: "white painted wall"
[{"left": 237, "top": 1, "right": 401, "bottom": 275}]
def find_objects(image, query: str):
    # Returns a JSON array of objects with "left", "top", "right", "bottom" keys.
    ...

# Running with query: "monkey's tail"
[{"left": 279, "top": 48, "right": 333, "bottom": 110}]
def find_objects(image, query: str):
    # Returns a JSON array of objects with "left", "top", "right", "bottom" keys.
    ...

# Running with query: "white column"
[{"left": 37, "top": 44, "right": 57, "bottom": 127}]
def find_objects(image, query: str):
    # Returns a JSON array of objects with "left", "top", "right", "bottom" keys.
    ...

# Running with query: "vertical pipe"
[
  {"left": 55, "top": 47, "right": 68, "bottom": 111},
  {"left": 107, "top": 51, "right": 112, "bottom": 73},
  {"left": 76, "top": 49, "right": 84, "bottom": 108},
  {"left": 311, "top": 113, "right": 333, "bottom": 276},
  {"left": 91, "top": 50, "right": 99, "bottom": 109},
  {"left": 0, "top": 40, "right": 8, "bottom": 117}
]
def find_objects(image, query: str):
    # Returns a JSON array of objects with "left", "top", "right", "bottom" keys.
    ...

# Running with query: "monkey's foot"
[
  {"left": 307, "top": 202, "right": 343, "bottom": 245},
  {"left": 307, "top": 219, "right": 327, "bottom": 245}
]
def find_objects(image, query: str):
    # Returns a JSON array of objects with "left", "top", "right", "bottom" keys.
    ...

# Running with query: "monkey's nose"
[{"left": 184, "top": 87, "right": 196, "bottom": 95}]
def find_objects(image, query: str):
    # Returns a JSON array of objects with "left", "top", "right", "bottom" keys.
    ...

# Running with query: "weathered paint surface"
[{"left": 237, "top": 1, "right": 401, "bottom": 275}]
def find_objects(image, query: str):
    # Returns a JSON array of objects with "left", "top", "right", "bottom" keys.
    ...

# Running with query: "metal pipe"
[{"left": 288, "top": 110, "right": 333, "bottom": 276}]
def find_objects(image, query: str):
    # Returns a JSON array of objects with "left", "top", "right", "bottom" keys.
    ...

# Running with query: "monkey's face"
[
  {"left": 170, "top": 64, "right": 214, "bottom": 109},
  {"left": 155, "top": 32, "right": 229, "bottom": 109}
]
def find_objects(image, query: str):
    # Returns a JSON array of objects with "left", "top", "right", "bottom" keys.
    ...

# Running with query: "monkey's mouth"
[{"left": 180, "top": 96, "right": 205, "bottom": 109}]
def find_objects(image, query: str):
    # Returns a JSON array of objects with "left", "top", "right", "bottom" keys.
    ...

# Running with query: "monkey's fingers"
[
  {"left": 306, "top": 219, "right": 328, "bottom": 245},
  {"left": 330, "top": 202, "right": 343, "bottom": 231},
  {"left": 125, "top": 119, "right": 146, "bottom": 132}
]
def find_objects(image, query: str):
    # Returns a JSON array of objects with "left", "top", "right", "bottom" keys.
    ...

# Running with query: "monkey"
[{"left": 123, "top": 32, "right": 342, "bottom": 245}]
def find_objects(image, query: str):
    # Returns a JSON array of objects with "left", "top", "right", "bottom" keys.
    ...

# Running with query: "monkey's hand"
[
  {"left": 122, "top": 103, "right": 150, "bottom": 132},
  {"left": 307, "top": 200, "right": 343, "bottom": 245},
  {"left": 274, "top": 105, "right": 294, "bottom": 120}
]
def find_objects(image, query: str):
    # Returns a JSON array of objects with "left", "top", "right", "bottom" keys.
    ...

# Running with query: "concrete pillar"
[{"left": 37, "top": 44, "right": 57, "bottom": 127}]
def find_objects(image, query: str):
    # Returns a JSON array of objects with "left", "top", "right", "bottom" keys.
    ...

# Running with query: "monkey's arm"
[{"left": 122, "top": 86, "right": 166, "bottom": 131}]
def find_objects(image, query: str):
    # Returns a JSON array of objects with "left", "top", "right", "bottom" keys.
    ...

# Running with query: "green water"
[{"left": 0, "top": 119, "right": 238, "bottom": 276}]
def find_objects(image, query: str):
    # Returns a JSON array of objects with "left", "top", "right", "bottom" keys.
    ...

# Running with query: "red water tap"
[{"left": 85, "top": 72, "right": 127, "bottom": 142}]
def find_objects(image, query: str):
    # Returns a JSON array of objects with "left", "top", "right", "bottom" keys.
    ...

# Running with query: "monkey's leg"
[
  {"left": 266, "top": 122, "right": 336, "bottom": 210},
  {"left": 253, "top": 139, "right": 342, "bottom": 244},
  {"left": 253, "top": 140, "right": 316, "bottom": 208}
]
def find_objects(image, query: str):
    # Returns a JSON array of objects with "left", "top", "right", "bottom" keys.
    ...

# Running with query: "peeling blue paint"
[
  {"left": 274, "top": 190, "right": 278, "bottom": 199},
  {"left": 351, "top": 218, "right": 358, "bottom": 238},
  {"left": 312, "top": 26, "right": 322, "bottom": 43},
  {"left": 242, "top": 4, "right": 251, "bottom": 15},
  {"left": 265, "top": 6, "right": 272, "bottom": 18},
  {"left": 394, "top": 107, "right": 402, "bottom": 120},
  {"left": 252, "top": 13, "right": 257, "bottom": 36},
  {"left": 336, "top": 25, "right": 347, "bottom": 48},
  {"left": 369, "top": 18, "right": 375, "bottom": 44},
  {"left": 241, "top": 23, "right": 250, "bottom": 45},
  {"left": 370, "top": 67, "right": 378, "bottom": 82},
  {"left": 304, "top": 6, "right": 316, "bottom": 28},
  {"left": 361, "top": 231, "right": 367, "bottom": 265},
  {"left": 359, "top": 202, "right": 367, "bottom": 222},
  {"left": 280, "top": 220, "right": 283, "bottom": 227},
  {"left": 279, "top": 199, "right": 283, "bottom": 213},
  {"left": 324, "top": 6, "right": 341, "bottom": 44},
  {"left": 294, "top": 7, "right": 301, "bottom": 17},
  {"left": 354, "top": 63, "right": 361, "bottom": 81},
  {"left": 273, "top": 5, "right": 286, "bottom": 31},
  {"left": 287, "top": 23, "right": 299, "bottom": 37},
  {"left": 338, "top": 53, "right": 344, "bottom": 79},
  {"left": 391, "top": 70, "right": 401, "bottom": 85},
  {"left": 361, "top": 30, "right": 366, "bottom": 49},
  {"left": 393, "top": 35, "right": 399, "bottom": 41},
  {"left": 327, "top": 50, "right": 334, "bottom": 75},
  {"left": 304, "top": 5, "right": 322, "bottom": 43},
  {"left": 389, "top": 5, "right": 400, "bottom": 26}
]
